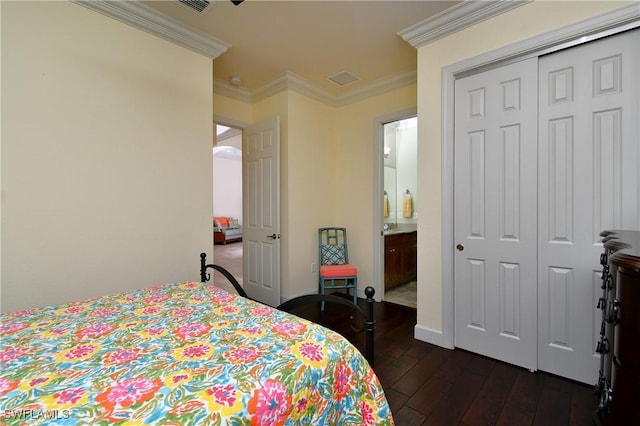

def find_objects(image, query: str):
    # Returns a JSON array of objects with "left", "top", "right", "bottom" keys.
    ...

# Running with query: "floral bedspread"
[{"left": 0, "top": 282, "right": 394, "bottom": 425}]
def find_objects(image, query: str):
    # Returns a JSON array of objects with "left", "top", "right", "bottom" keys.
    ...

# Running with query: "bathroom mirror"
[
  {"left": 383, "top": 166, "right": 396, "bottom": 224},
  {"left": 383, "top": 117, "right": 417, "bottom": 226}
]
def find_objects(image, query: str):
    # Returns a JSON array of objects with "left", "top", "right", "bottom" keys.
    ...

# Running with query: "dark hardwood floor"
[
  {"left": 290, "top": 296, "right": 599, "bottom": 426},
  {"left": 215, "top": 244, "right": 599, "bottom": 424}
]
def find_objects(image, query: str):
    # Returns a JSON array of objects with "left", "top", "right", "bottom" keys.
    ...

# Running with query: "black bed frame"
[
  {"left": 199, "top": 252, "right": 376, "bottom": 366},
  {"left": 277, "top": 287, "right": 376, "bottom": 366},
  {"left": 200, "top": 252, "right": 248, "bottom": 298}
]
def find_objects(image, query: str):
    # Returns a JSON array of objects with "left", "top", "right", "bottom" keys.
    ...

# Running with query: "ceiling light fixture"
[{"left": 229, "top": 76, "right": 242, "bottom": 86}]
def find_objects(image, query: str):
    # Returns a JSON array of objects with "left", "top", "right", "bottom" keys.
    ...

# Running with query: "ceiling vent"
[
  {"left": 179, "top": 0, "right": 213, "bottom": 15},
  {"left": 328, "top": 71, "right": 360, "bottom": 86}
]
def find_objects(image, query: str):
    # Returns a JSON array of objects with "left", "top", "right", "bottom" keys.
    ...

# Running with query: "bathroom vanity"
[{"left": 384, "top": 228, "right": 417, "bottom": 290}]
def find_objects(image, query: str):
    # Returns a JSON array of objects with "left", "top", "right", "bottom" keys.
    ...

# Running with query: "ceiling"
[{"left": 142, "top": 0, "right": 461, "bottom": 97}]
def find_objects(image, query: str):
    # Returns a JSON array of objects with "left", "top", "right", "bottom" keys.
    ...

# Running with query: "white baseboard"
[{"left": 414, "top": 324, "right": 454, "bottom": 349}]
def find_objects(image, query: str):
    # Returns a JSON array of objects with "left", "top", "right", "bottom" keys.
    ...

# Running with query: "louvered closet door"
[
  {"left": 454, "top": 58, "right": 538, "bottom": 371},
  {"left": 537, "top": 29, "right": 640, "bottom": 384}
]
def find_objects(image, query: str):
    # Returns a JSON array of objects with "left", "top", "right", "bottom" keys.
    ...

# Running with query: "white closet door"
[
  {"left": 538, "top": 29, "right": 640, "bottom": 384},
  {"left": 454, "top": 58, "right": 538, "bottom": 370}
]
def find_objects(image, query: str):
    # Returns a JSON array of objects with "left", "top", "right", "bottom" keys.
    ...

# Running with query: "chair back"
[{"left": 319, "top": 227, "right": 350, "bottom": 266}]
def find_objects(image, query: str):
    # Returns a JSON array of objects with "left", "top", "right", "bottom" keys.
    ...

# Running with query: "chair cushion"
[
  {"left": 320, "top": 264, "right": 357, "bottom": 278},
  {"left": 321, "top": 244, "right": 347, "bottom": 265}
]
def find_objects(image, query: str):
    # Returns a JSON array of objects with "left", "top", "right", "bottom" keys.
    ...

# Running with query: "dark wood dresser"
[{"left": 595, "top": 230, "right": 640, "bottom": 424}]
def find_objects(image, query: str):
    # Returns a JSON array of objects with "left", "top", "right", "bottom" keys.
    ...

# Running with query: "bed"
[{"left": 0, "top": 279, "right": 394, "bottom": 424}]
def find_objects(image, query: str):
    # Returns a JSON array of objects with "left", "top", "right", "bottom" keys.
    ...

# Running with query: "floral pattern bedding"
[{"left": 0, "top": 282, "right": 394, "bottom": 425}]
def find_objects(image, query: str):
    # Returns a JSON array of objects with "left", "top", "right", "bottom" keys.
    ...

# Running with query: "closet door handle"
[{"left": 456, "top": 244, "right": 464, "bottom": 252}]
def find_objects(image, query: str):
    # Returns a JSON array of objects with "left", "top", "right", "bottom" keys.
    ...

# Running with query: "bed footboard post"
[
  {"left": 200, "top": 253, "right": 209, "bottom": 282},
  {"left": 364, "top": 286, "right": 375, "bottom": 367}
]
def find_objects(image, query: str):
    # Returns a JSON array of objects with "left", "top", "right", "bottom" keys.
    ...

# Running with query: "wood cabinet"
[
  {"left": 384, "top": 231, "right": 417, "bottom": 290},
  {"left": 596, "top": 230, "right": 640, "bottom": 425},
  {"left": 608, "top": 232, "right": 640, "bottom": 424}
]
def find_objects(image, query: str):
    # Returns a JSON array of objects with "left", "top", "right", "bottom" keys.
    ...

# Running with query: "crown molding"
[
  {"left": 335, "top": 70, "right": 416, "bottom": 106},
  {"left": 71, "top": 0, "right": 230, "bottom": 59},
  {"left": 72, "top": 0, "right": 420, "bottom": 106},
  {"left": 213, "top": 80, "right": 253, "bottom": 103},
  {"left": 398, "top": 0, "right": 531, "bottom": 48},
  {"left": 449, "top": 2, "right": 640, "bottom": 78},
  {"left": 252, "top": 71, "right": 336, "bottom": 105},
  {"left": 216, "top": 127, "right": 242, "bottom": 143},
  {"left": 215, "top": 69, "right": 417, "bottom": 107}
]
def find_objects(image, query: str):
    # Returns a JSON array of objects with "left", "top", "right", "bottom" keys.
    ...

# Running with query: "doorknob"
[
  {"left": 456, "top": 243, "right": 464, "bottom": 251},
  {"left": 267, "top": 233, "right": 281, "bottom": 240}
]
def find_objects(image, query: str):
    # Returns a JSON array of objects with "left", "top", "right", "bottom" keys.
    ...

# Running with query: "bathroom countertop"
[{"left": 383, "top": 224, "right": 417, "bottom": 236}]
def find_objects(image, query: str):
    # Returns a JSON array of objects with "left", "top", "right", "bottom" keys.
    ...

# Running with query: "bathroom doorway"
[{"left": 381, "top": 116, "right": 417, "bottom": 308}]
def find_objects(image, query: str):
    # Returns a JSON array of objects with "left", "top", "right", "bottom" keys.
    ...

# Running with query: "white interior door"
[
  {"left": 243, "top": 117, "right": 281, "bottom": 307},
  {"left": 537, "top": 29, "right": 640, "bottom": 384},
  {"left": 454, "top": 58, "right": 538, "bottom": 371}
]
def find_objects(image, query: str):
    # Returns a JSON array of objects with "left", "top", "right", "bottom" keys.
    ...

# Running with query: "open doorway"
[
  {"left": 382, "top": 116, "right": 417, "bottom": 308},
  {"left": 212, "top": 124, "right": 243, "bottom": 293}
]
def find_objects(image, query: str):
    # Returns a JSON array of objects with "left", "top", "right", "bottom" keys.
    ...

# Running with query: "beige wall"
[
  {"left": 1, "top": 1, "right": 213, "bottom": 312},
  {"left": 416, "top": 1, "right": 633, "bottom": 334},
  {"left": 284, "top": 92, "right": 336, "bottom": 298},
  {"left": 2, "top": 0, "right": 626, "bottom": 319},
  {"left": 214, "top": 90, "right": 337, "bottom": 299},
  {"left": 214, "top": 85, "right": 417, "bottom": 301},
  {"left": 335, "top": 86, "right": 417, "bottom": 294},
  {"left": 214, "top": 95, "right": 253, "bottom": 129}
]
